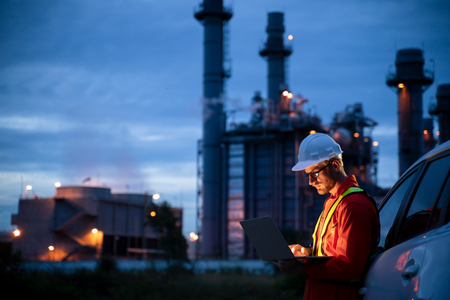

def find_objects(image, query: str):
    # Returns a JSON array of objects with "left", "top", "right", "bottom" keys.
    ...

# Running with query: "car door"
[
  {"left": 407, "top": 154, "right": 450, "bottom": 300},
  {"left": 362, "top": 153, "right": 450, "bottom": 300}
]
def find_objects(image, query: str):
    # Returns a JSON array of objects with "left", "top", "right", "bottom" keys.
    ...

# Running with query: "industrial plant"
[
  {"left": 194, "top": 0, "right": 449, "bottom": 259},
  {"left": 8, "top": 0, "right": 450, "bottom": 263},
  {"left": 11, "top": 186, "right": 182, "bottom": 261}
]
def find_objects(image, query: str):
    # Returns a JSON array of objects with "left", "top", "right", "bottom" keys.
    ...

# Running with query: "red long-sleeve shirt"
[{"left": 303, "top": 175, "right": 380, "bottom": 300}]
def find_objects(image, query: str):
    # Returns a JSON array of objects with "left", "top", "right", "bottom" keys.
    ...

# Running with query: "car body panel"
[
  {"left": 414, "top": 223, "right": 450, "bottom": 300},
  {"left": 363, "top": 234, "right": 426, "bottom": 300}
]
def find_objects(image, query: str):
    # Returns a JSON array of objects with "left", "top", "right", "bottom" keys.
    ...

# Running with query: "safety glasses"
[{"left": 302, "top": 162, "right": 331, "bottom": 179}]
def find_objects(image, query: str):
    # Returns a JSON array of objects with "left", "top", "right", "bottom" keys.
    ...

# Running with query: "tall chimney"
[
  {"left": 430, "top": 84, "right": 450, "bottom": 144},
  {"left": 259, "top": 12, "right": 292, "bottom": 116},
  {"left": 386, "top": 48, "right": 433, "bottom": 176},
  {"left": 195, "top": 0, "right": 232, "bottom": 258}
]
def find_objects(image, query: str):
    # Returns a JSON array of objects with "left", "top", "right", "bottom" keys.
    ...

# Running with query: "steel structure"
[
  {"left": 194, "top": 10, "right": 381, "bottom": 259},
  {"left": 194, "top": 0, "right": 232, "bottom": 258},
  {"left": 386, "top": 48, "right": 434, "bottom": 176}
]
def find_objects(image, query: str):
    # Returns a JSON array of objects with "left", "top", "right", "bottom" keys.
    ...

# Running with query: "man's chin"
[{"left": 314, "top": 187, "right": 327, "bottom": 195}]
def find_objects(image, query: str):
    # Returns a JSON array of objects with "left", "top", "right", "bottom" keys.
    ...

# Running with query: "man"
[{"left": 271, "top": 133, "right": 380, "bottom": 300}]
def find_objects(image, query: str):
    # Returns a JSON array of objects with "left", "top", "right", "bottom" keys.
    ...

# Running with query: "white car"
[{"left": 361, "top": 140, "right": 450, "bottom": 299}]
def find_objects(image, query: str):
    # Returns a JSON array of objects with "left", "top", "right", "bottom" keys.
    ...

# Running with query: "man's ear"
[{"left": 331, "top": 160, "right": 340, "bottom": 171}]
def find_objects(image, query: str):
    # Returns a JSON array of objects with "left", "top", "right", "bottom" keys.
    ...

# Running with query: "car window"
[
  {"left": 377, "top": 171, "right": 416, "bottom": 249},
  {"left": 397, "top": 155, "right": 450, "bottom": 243}
]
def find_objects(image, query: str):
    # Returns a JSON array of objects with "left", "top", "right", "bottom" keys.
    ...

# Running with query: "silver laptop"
[{"left": 240, "top": 216, "right": 332, "bottom": 263}]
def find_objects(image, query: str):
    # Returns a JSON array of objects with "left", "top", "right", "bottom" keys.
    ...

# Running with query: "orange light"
[
  {"left": 364, "top": 137, "right": 369, "bottom": 142},
  {"left": 150, "top": 211, "right": 156, "bottom": 217},
  {"left": 437, "top": 131, "right": 440, "bottom": 136},
  {"left": 282, "top": 90, "right": 289, "bottom": 97},
  {"left": 373, "top": 141, "right": 379, "bottom": 146},
  {"left": 152, "top": 194, "right": 160, "bottom": 200},
  {"left": 48, "top": 246, "right": 54, "bottom": 251},
  {"left": 13, "top": 229, "right": 20, "bottom": 237},
  {"left": 287, "top": 93, "right": 293, "bottom": 99},
  {"left": 26, "top": 185, "right": 32, "bottom": 190},
  {"left": 309, "top": 130, "right": 317, "bottom": 135},
  {"left": 92, "top": 228, "right": 98, "bottom": 234},
  {"left": 354, "top": 132, "right": 360, "bottom": 138},
  {"left": 54, "top": 182, "right": 61, "bottom": 187},
  {"left": 398, "top": 83, "right": 405, "bottom": 88},
  {"left": 423, "top": 130, "right": 428, "bottom": 135},
  {"left": 288, "top": 35, "right": 293, "bottom": 40},
  {"left": 189, "top": 232, "right": 199, "bottom": 241}
]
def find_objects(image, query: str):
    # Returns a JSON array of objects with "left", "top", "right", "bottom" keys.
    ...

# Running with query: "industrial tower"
[
  {"left": 430, "top": 84, "right": 450, "bottom": 144},
  {"left": 194, "top": 0, "right": 232, "bottom": 258},
  {"left": 386, "top": 48, "right": 434, "bottom": 176},
  {"left": 259, "top": 12, "right": 292, "bottom": 117}
]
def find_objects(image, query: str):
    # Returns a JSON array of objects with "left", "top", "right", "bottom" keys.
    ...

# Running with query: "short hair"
[{"left": 327, "top": 154, "right": 344, "bottom": 167}]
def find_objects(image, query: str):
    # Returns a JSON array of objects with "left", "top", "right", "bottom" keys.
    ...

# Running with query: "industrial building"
[
  {"left": 194, "top": 1, "right": 383, "bottom": 259},
  {"left": 11, "top": 186, "right": 183, "bottom": 261},
  {"left": 386, "top": 48, "right": 434, "bottom": 176},
  {"left": 430, "top": 83, "right": 450, "bottom": 145}
]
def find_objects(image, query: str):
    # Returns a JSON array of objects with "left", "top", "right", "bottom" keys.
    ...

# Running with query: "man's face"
[{"left": 304, "top": 161, "right": 336, "bottom": 195}]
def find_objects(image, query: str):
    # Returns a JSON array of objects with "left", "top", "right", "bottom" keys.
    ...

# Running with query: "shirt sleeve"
[{"left": 304, "top": 194, "right": 376, "bottom": 281}]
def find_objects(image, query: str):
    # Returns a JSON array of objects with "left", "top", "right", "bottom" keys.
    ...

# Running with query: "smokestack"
[
  {"left": 195, "top": 0, "right": 232, "bottom": 258},
  {"left": 259, "top": 12, "right": 292, "bottom": 116},
  {"left": 430, "top": 84, "right": 450, "bottom": 144},
  {"left": 386, "top": 48, "right": 433, "bottom": 176}
]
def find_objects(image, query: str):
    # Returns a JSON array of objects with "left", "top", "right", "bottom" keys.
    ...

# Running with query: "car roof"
[{"left": 403, "top": 139, "right": 450, "bottom": 176}]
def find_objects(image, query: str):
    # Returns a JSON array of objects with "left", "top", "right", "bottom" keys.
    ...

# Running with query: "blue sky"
[{"left": 1, "top": 0, "right": 449, "bottom": 236}]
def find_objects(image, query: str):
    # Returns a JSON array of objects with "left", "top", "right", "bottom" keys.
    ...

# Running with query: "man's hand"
[
  {"left": 270, "top": 259, "right": 306, "bottom": 275},
  {"left": 289, "top": 244, "right": 311, "bottom": 256}
]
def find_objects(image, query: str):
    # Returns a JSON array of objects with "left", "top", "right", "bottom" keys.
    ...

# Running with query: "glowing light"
[
  {"left": 437, "top": 131, "right": 440, "bottom": 136},
  {"left": 309, "top": 130, "right": 317, "bottom": 135},
  {"left": 423, "top": 130, "right": 428, "bottom": 135},
  {"left": 282, "top": 90, "right": 289, "bottom": 96},
  {"left": 288, "top": 34, "right": 293, "bottom": 40},
  {"left": 373, "top": 141, "right": 379, "bottom": 147},
  {"left": 364, "top": 137, "right": 369, "bottom": 142},
  {"left": 13, "top": 229, "right": 20, "bottom": 237},
  {"left": 26, "top": 185, "right": 32, "bottom": 190},
  {"left": 54, "top": 182, "right": 61, "bottom": 187},
  {"left": 287, "top": 93, "right": 293, "bottom": 99},
  {"left": 150, "top": 211, "right": 156, "bottom": 217},
  {"left": 48, "top": 246, "right": 54, "bottom": 251},
  {"left": 152, "top": 194, "right": 160, "bottom": 200},
  {"left": 398, "top": 83, "right": 405, "bottom": 88},
  {"left": 189, "top": 232, "right": 199, "bottom": 241},
  {"left": 354, "top": 132, "right": 360, "bottom": 138},
  {"left": 92, "top": 228, "right": 98, "bottom": 234}
]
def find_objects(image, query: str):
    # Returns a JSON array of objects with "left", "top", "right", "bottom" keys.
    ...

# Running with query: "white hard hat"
[{"left": 292, "top": 133, "right": 343, "bottom": 171}]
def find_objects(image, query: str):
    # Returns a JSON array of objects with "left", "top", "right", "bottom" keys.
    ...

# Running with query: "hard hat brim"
[{"left": 291, "top": 159, "right": 324, "bottom": 172}]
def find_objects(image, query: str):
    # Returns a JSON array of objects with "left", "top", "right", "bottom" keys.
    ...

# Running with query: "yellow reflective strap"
[
  {"left": 311, "top": 211, "right": 323, "bottom": 256},
  {"left": 312, "top": 187, "right": 364, "bottom": 257}
]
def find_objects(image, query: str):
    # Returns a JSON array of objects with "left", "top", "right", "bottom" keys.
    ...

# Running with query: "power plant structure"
[
  {"left": 11, "top": 186, "right": 182, "bottom": 261},
  {"left": 195, "top": 3, "right": 382, "bottom": 259},
  {"left": 386, "top": 48, "right": 434, "bottom": 176},
  {"left": 430, "top": 84, "right": 450, "bottom": 144},
  {"left": 194, "top": 0, "right": 233, "bottom": 258}
]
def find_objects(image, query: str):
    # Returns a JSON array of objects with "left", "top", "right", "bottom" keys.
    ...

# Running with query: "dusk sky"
[{"left": 1, "top": 0, "right": 449, "bottom": 236}]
